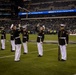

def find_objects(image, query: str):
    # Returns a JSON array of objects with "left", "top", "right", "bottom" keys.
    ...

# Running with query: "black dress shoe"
[
  {"left": 23, "top": 53, "right": 27, "bottom": 54},
  {"left": 38, "top": 55, "right": 42, "bottom": 57},
  {"left": 61, "top": 59, "right": 66, "bottom": 61},
  {"left": 11, "top": 50, "right": 15, "bottom": 52},
  {"left": 58, "top": 59, "right": 61, "bottom": 61},
  {"left": 1, "top": 48, "right": 5, "bottom": 50}
]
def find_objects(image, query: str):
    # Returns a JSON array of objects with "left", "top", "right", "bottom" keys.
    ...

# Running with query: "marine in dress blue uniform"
[
  {"left": 1, "top": 27, "right": 6, "bottom": 50},
  {"left": 13, "top": 25, "right": 21, "bottom": 62},
  {"left": 58, "top": 24, "right": 69, "bottom": 61},
  {"left": 21, "top": 26, "right": 29, "bottom": 54},
  {"left": 37, "top": 26, "right": 45, "bottom": 57},
  {"left": 10, "top": 24, "right": 15, "bottom": 52}
]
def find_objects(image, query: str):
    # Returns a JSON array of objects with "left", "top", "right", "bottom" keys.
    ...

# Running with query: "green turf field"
[{"left": 0, "top": 34, "right": 76, "bottom": 75}]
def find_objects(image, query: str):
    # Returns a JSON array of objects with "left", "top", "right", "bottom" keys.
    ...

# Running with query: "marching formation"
[{"left": 0, "top": 24, "right": 69, "bottom": 62}]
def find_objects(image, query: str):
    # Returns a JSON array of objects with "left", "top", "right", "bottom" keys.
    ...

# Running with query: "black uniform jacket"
[
  {"left": 10, "top": 30, "right": 15, "bottom": 40},
  {"left": 21, "top": 30, "right": 29, "bottom": 43},
  {"left": 37, "top": 30, "right": 44, "bottom": 42},
  {"left": 13, "top": 29, "right": 21, "bottom": 44},
  {"left": 1, "top": 30, "right": 6, "bottom": 39},
  {"left": 58, "top": 30, "right": 69, "bottom": 45}
]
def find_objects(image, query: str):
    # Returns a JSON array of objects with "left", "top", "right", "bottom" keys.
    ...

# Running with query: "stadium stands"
[
  {"left": 23, "top": 0, "right": 76, "bottom": 12},
  {"left": 0, "top": 18, "right": 76, "bottom": 34},
  {"left": 0, "top": 0, "right": 76, "bottom": 34}
]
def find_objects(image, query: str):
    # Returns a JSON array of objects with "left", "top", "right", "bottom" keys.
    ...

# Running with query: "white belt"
[
  {"left": 38, "top": 36, "right": 42, "bottom": 38},
  {"left": 15, "top": 36, "right": 20, "bottom": 39},
  {"left": 2, "top": 35, "right": 4, "bottom": 36},
  {"left": 23, "top": 36, "right": 27, "bottom": 38},
  {"left": 59, "top": 37, "right": 66, "bottom": 39}
]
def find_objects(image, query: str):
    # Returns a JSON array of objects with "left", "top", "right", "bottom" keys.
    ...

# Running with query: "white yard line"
[
  {"left": 0, "top": 45, "right": 75, "bottom": 59},
  {"left": 0, "top": 48, "right": 57, "bottom": 59},
  {"left": 0, "top": 55, "right": 15, "bottom": 59}
]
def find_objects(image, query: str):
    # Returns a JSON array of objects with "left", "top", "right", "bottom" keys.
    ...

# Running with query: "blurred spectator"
[{"left": 0, "top": 18, "right": 76, "bottom": 34}]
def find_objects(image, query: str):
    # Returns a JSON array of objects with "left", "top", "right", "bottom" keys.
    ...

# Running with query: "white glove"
[
  {"left": 10, "top": 24, "right": 14, "bottom": 29},
  {"left": 18, "top": 24, "right": 21, "bottom": 28},
  {"left": 66, "top": 44, "right": 67, "bottom": 46},
  {"left": 40, "top": 42, "right": 43, "bottom": 44}
]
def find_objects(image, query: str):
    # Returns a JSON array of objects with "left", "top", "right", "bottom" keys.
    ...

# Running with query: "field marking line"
[
  {"left": 0, "top": 48, "right": 57, "bottom": 59},
  {"left": 0, "top": 45, "right": 75, "bottom": 59}
]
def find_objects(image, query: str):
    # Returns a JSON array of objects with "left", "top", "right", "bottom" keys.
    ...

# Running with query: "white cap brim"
[{"left": 60, "top": 24, "right": 65, "bottom": 27}]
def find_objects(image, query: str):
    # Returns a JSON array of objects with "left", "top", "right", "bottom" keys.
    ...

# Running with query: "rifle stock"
[{"left": 58, "top": 46, "right": 61, "bottom": 61}]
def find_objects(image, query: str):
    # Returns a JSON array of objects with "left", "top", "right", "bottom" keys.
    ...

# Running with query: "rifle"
[{"left": 58, "top": 45, "right": 61, "bottom": 61}]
